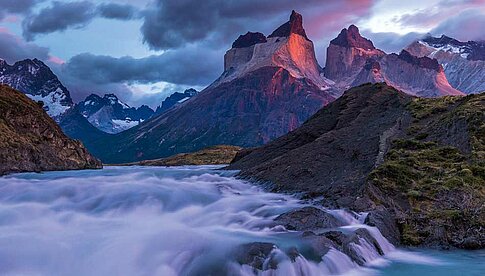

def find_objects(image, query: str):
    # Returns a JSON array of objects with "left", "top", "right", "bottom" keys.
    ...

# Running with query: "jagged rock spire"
[
  {"left": 331, "top": 25, "right": 375, "bottom": 50},
  {"left": 268, "top": 10, "right": 309, "bottom": 40}
]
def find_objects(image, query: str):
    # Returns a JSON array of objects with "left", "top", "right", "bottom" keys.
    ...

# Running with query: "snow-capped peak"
[
  {"left": 0, "top": 58, "right": 73, "bottom": 120},
  {"left": 418, "top": 35, "right": 485, "bottom": 61},
  {"left": 103, "top": 93, "right": 130, "bottom": 109}
]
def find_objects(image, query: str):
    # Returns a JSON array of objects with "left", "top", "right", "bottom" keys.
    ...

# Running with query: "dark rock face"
[
  {"left": 363, "top": 60, "right": 381, "bottom": 70},
  {"left": 364, "top": 207, "right": 401, "bottom": 245},
  {"left": 0, "top": 85, "right": 101, "bottom": 175},
  {"left": 94, "top": 67, "right": 333, "bottom": 163},
  {"left": 155, "top": 88, "right": 198, "bottom": 115},
  {"left": 396, "top": 50, "right": 442, "bottom": 72},
  {"left": 320, "top": 228, "right": 385, "bottom": 265},
  {"left": 228, "top": 83, "right": 412, "bottom": 208},
  {"left": 330, "top": 25, "right": 375, "bottom": 50},
  {"left": 268, "top": 10, "right": 308, "bottom": 40},
  {"left": 234, "top": 242, "right": 277, "bottom": 271},
  {"left": 232, "top": 32, "right": 267, "bottom": 48},
  {"left": 274, "top": 207, "right": 344, "bottom": 231}
]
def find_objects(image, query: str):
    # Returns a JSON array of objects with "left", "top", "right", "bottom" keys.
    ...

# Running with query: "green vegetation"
[
  {"left": 120, "top": 145, "right": 242, "bottom": 166},
  {"left": 370, "top": 93, "right": 485, "bottom": 247}
]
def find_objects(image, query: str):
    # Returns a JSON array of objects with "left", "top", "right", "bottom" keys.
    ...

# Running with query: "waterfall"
[{"left": 0, "top": 166, "right": 441, "bottom": 275}]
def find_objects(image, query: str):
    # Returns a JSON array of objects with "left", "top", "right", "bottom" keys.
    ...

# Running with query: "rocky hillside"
[
  {"left": 0, "top": 85, "right": 101, "bottom": 175},
  {"left": 229, "top": 83, "right": 484, "bottom": 249},
  {"left": 122, "top": 145, "right": 242, "bottom": 166},
  {"left": 405, "top": 35, "right": 485, "bottom": 94},
  {"left": 324, "top": 26, "right": 463, "bottom": 98}
]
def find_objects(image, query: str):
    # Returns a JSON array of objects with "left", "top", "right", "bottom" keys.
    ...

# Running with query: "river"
[{"left": 0, "top": 166, "right": 483, "bottom": 275}]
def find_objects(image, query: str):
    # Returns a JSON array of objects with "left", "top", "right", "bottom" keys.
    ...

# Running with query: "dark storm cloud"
[
  {"left": 63, "top": 46, "right": 222, "bottom": 86},
  {"left": 431, "top": 10, "right": 485, "bottom": 41},
  {"left": 22, "top": 1, "right": 97, "bottom": 40},
  {"left": 141, "top": 0, "right": 375, "bottom": 50},
  {"left": 22, "top": 1, "right": 141, "bottom": 40},
  {"left": 97, "top": 3, "right": 140, "bottom": 20},
  {"left": 0, "top": 0, "right": 42, "bottom": 19},
  {"left": 0, "top": 31, "right": 50, "bottom": 63}
]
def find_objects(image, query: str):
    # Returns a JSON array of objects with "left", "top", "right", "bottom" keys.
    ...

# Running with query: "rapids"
[{"left": 0, "top": 166, "right": 483, "bottom": 275}]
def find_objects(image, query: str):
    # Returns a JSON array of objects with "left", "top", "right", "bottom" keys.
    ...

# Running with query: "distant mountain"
[
  {"left": 77, "top": 93, "right": 154, "bottom": 134},
  {"left": 0, "top": 84, "right": 101, "bottom": 175},
  {"left": 324, "top": 26, "right": 464, "bottom": 97},
  {"left": 93, "top": 10, "right": 336, "bottom": 163},
  {"left": 405, "top": 35, "right": 485, "bottom": 94},
  {"left": 155, "top": 88, "right": 198, "bottom": 115},
  {"left": 0, "top": 58, "right": 73, "bottom": 120}
]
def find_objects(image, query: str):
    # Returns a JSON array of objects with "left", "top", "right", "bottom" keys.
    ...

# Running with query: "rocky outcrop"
[
  {"left": 0, "top": 85, "right": 101, "bottom": 175},
  {"left": 232, "top": 32, "right": 267, "bottom": 48},
  {"left": 405, "top": 35, "right": 485, "bottom": 94},
  {"left": 274, "top": 207, "right": 344, "bottom": 231},
  {"left": 268, "top": 10, "right": 309, "bottom": 40},
  {"left": 228, "top": 83, "right": 485, "bottom": 249},
  {"left": 324, "top": 26, "right": 464, "bottom": 97},
  {"left": 220, "top": 10, "right": 331, "bottom": 90},
  {"left": 324, "top": 25, "right": 385, "bottom": 85}
]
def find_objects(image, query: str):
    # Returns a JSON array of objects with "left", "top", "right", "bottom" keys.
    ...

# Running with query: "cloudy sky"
[{"left": 1, "top": 0, "right": 484, "bottom": 107}]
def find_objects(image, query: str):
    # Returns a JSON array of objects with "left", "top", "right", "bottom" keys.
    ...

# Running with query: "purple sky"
[{"left": 0, "top": 0, "right": 484, "bottom": 107}]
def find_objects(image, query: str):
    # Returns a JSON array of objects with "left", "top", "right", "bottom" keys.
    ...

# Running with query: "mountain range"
[
  {"left": 88, "top": 11, "right": 480, "bottom": 163},
  {"left": 1, "top": 10, "right": 483, "bottom": 164},
  {"left": 77, "top": 93, "right": 154, "bottom": 134}
]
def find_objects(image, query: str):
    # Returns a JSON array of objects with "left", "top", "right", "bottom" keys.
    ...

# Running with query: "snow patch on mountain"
[
  {"left": 0, "top": 59, "right": 73, "bottom": 120},
  {"left": 28, "top": 88, "right": 71, "bottom": 117},
  {"left": 77, "top": 93, "right": 155, "bottom": 134}
]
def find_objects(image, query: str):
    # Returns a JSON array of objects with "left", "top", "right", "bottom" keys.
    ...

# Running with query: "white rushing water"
[{"left": 0, "top": 166, "right": 468, "bottom": 276}]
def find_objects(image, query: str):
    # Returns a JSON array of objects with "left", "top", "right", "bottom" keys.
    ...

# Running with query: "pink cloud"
[{"left": 49, "top": 55, "right": 65, "bottom": 65}]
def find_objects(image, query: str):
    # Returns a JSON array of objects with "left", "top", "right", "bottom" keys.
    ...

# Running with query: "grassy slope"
[
  {"left": 119, "top": 145, "right": 242, "bottom": 166},
  {"left": 369, "top": 94, "right": 484, "bottom": 248}
]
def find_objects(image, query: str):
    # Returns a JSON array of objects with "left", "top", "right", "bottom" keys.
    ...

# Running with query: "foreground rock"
[
  {"left": 122, "top": 145, "right": 242, "bottom": 166},
  {"left": 0, "top": 85, "right": 102, "bottom": 175},
  {"left": 275, "top": 207, "right": 344, "bottom": 231},
  {"left": 229, "top": 83, "right": 485, "bottom": 249}
]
